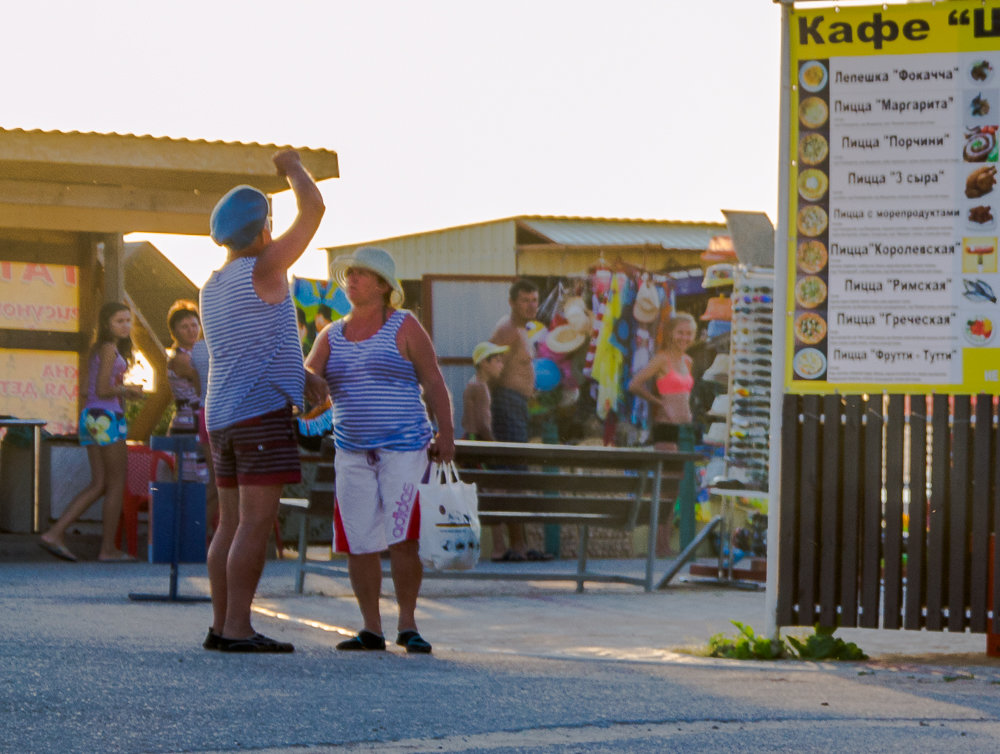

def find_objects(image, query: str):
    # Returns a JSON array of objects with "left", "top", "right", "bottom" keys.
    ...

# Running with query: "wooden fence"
[{"left": 777, "top": 393, "right": 1000, "bottom": 633}]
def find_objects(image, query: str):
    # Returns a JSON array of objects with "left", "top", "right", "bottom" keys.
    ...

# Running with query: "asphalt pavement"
[{"left": 4, "top": 548, "right": 1000, "bottom": 753}]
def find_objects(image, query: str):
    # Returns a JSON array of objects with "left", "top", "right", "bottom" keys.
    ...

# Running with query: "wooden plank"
[
  {"left": 904, "top": 395, "right": 928, "bottom": 630},
  {"left": 454, "top": 439, "right": 698, "bottom": 472},
  {"left": 776, "top": 395, "right": 800, "bottom": 627},
  {"left": 480, "top": 512, "right": 622, "bottom": 526},
  {"left": 797, "top": 395, "right": 821, "bottom": 626},
  {"left": 839, "top": 395, "right": 863, "bottom": 627},
  {"left": 882, "top": 394, "right": 905, "bottom": 630},
  {"left": 925, "top": 394, "right": 950, "bottom": 631},
  {"left": 969, "top": 395, "right": 993, "bottom": 632},
  {"left": 948, "top": 397, "right": 971, "bottom": 631},
  {"left": 818, "top": 393, "right": 842, "bottom": 627},
  {"left": 859, "top": 394, "right": 883, "bottom": 629},
  {"left": 460, "top": 470, "right": 646, "bottom": 494}
]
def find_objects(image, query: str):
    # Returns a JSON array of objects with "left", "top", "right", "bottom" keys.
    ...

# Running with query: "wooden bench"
[{"left": 281, "top": 438, "right": 700, "bottom": 592}]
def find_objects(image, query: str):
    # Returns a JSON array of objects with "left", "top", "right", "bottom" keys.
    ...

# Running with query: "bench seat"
[{"left": 281, "top": 438, "right": 699, "bottom": 592}]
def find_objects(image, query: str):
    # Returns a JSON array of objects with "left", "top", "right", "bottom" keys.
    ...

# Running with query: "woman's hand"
[
  {"left": 304, "top": 370, "right": 330, "bottom": 406},
  {"left": 428, "top": 433, "right": 455, "bottom": 464}
]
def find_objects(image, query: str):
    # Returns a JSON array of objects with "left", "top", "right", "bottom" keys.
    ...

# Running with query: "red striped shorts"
[{"left": 208, "top": 406, "right": 301, "bottom": 488}]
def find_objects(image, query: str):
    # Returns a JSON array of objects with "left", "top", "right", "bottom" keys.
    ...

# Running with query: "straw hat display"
[
  {"left": 704, "top": 422, "right": 729, "bottom": 445},
  {"left": 700, "top": 235, "right": 737, "bottom": 262},
  {"left": 700, "top": 295, "right": 733, "bottom": 322},
  {"left": 708, "top": 393, "right": 730, "bottom": 418},
  {"left": 562, "top": 296, "right": 593, "bottom": 334},
  {"left": 546, "top": 324, "right": 586, "bottom": 354},
  {"left": 703, "top": 354, "right": 731, "bottom": 383},
  {"left": 632, "top": 280, "right": 661, "bottom": 324},
  {"left": 702, "top": 263, "right": 735, "bottom": 289}
]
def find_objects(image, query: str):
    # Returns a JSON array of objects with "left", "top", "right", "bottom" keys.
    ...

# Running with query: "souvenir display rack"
[
  {"left": 725, "top": 266, "right": 774, "bottom": 492},
  {"left": 688, "top": 265, "right": 773, "bottom": 588}
]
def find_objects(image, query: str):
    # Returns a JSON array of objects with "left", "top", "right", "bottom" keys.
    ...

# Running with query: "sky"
[{"left": 5, "top": 0, "right": 783, "bottom": 287}]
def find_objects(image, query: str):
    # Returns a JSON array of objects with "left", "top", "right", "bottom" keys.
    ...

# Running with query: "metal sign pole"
[{"left": 765, "top": 0, "right": 794, "bottom": 640}]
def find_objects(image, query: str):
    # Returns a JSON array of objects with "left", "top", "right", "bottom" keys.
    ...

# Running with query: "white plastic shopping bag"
[{"left": 418, "top": 462, "right": 481, "bottom": 571}]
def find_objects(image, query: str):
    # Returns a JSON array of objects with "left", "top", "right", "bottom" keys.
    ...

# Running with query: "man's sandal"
[
  {"left": 336, "top": 630, "right": 386, "bottom": 651},
  {"left": 396, "top": 630, "right": 432, "bottom": 654},
  {"left": 217, "top": 633, "right": 294, "bottom": 653}
]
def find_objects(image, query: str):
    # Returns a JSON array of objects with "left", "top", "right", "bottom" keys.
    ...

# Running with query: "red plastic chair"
[{"left": 116, "top": 445, "right": 175, "bottom": 557}]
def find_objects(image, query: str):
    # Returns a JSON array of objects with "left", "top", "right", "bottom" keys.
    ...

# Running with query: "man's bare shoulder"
[{"left": 489, "top": 316, "right": 519, "bottom": 345}]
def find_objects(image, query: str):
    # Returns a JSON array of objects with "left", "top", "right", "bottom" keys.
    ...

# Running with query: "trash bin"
[{"left": 148, "top": 435, "right": 206, "bottom": 564}]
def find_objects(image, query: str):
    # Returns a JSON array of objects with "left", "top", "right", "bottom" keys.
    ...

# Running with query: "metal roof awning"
[
  {"left": 0, "top": 128, "right": 339, "bottom": 235},
  {"left": 516, "top": 217, "right": 726, "bottom": 251}
]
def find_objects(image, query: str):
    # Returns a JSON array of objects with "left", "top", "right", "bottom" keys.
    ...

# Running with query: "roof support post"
[{"left": 101, "top": 233, "right": 126, "bottom": 304}]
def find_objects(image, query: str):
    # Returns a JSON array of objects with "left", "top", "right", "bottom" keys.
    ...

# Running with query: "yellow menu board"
[
  {"left": 0, "top": 262, "right": 80, "bottom": 332},
  {"left": 786, "top": 0, "right": 1000, "bottom": 394},
  {"left": 0, "top": 349, "right": 79, "bottom": 435}
]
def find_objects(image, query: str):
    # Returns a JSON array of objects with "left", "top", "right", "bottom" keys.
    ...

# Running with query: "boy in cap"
[
  {"left": 200, "top": 149, "right": 328, "bottom": 652},
  {"left": 461, "top": 341, "right": 508, "bottom": 441}
]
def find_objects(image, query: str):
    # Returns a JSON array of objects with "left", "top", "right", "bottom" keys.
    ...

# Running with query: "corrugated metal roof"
[
  {"left": 0, "top": 127, "right": 339, "bottom": 193},
  {"left": 1, "top": 126, "right": 333, "bottom": 158},
  {"left": 518, "top": 217, "right": 725, "bottom": 250}
]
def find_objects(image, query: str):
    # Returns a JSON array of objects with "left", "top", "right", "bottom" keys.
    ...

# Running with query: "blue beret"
[{"left": 210, "top": 185, "right": 269, "bottom": 249}]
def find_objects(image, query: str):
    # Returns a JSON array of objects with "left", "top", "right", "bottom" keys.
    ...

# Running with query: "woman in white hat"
[
  {"left": 627, "top": 312, "right": 697, "bottom": 451},
  {"left": 305, "top": 246, "right": 454, "bottom": 655}
]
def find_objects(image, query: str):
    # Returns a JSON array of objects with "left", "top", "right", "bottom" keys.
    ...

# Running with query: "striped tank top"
[
  {"left": 200, "top": 256, "right": 305, "bottom": 431},
  {"left": 325, "top": 309, "right": 432, "bottom": 451}
]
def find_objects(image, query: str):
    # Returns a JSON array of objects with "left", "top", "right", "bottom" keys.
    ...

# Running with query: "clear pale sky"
[{"left": 5, "top": 0, "right": 782, "bottom": 286}]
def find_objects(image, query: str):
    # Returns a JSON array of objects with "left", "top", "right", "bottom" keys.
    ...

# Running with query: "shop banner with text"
[
  {"left": 786, "top": 0, "right": 1000, "bottom": 394},
  {"left": 0, "top": 350, "right": 79, "bottom": 436},
  {"left": 0, "top": 262, "right": 79, "bottom": 332}
]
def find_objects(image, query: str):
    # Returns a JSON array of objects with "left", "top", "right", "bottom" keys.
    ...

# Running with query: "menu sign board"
[
  {"left": 0, "top": 262, "right": 79, "bottom": 332},
  {"left": 0, "top": 349, "right": 79, "bottom": 435},
  {"left": 787, "top": 1, "right": 1000, "bottom": 393}
]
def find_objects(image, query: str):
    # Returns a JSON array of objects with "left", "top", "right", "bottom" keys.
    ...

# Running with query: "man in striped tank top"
[{"left": 199, "top": 150, "right": 328, "bottom": 653}]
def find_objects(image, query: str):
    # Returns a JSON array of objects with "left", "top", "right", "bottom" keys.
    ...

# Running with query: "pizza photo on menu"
[
  {"left": 796, "top": 204, "right": 828, "bottom": 237},
  {"left": 793, "top": 348, "right": 827, "bottom": 380},
  {"left": 794, "top": 311, "right": 827, "bottom": 345},
  {"left": 799, "top": 96, "right": 829, "bottom": 129},
  {"left": 795, "top": 275, "right": 828, "bottom": 309},
  {"left": 796, "top": 240, "right": 828, "bottom": 274},
  {"left": 798, "top": 169, "right": 828, "bottom": 202},
  {"left": 798, "top": 132, "right": 829, "bottom": 166}
]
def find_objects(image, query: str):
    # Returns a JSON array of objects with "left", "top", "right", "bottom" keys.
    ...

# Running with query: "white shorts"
[{"left": 333, "top": 447, "right": 430, "bottom": 555}]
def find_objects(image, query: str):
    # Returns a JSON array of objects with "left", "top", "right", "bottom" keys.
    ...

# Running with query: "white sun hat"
[{"left": 329, "top": 246, "right": 405, "bottom": 307}]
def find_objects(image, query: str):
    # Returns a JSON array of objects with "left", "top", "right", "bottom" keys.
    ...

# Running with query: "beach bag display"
[{"left": 418, "top": 462, "right": 481, "bottom": 571}]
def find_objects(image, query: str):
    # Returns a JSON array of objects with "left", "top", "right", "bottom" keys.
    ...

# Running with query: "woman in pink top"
[
  {"left": 39, "top": 302, "right": 145, "bottom": 562},
  {"left": 628, "top": 311, "right": 697, "bottom": 556},
  {"left": 628, "top": 312, "right": 697, "bottom": 451}
]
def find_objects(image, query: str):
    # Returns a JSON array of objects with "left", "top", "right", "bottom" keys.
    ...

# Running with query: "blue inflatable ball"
[{"left": 534, "top": 358, "right": 562, "bottom": 392}]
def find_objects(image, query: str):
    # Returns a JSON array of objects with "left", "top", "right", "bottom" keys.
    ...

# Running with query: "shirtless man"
[{"left": 487, "top": 279, "right": 551, "bottom": 562}]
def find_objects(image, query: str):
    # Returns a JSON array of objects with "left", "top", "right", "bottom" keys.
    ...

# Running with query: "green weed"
[{"left": 706, "top": 622, "right": 868, "bottom": 661}]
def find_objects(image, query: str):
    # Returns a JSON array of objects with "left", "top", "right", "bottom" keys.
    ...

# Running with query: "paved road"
[{"left": 3, "top": 557, "right": 1000, "bottom": 753}]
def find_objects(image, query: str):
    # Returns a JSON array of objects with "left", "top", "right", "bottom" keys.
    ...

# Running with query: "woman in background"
[
  {"left": 39, "top": 302, "right": 145, "bottom": 562},
  {"left": 627, "top": 312, "right": 697, "bottom": 556},
  {"left": 627, "top": 312, "right": 697, "bottom": 451},
  {"left": 166, "top": 299, "right": 218, "bottom": 531}
]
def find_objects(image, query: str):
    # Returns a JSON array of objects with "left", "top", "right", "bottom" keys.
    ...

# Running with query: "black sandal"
[
  {"left": 336, "top": 630, "right": 386, "bottom": 651},
  {"left": 396, "top": 630, "right": 432, "bottom": 654},
  {"left": 203, "top": 627, "right": 224, "bottom": 650},
  {"left": 218, "top": 633, "right": 294, "bottom": 653}
]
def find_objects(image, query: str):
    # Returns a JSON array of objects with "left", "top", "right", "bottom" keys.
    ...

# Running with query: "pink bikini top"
[{"left": 656, "top": 367, "right": 694, "bottom": 396}]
